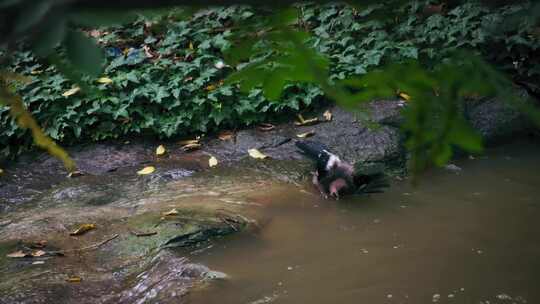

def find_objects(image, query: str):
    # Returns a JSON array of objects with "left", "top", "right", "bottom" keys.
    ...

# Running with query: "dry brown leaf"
[
  {"left": 62, "top": 87, "right": 80, "bottom": 97},
  {"left": 162, "top": 208, "right": 179, "bottom": 216},
  {"left": 248, "top": 149, "right": 268, "bottom": 159},
  {"left": 70, "top": 224, "right": 96, "bottom": 236},
  {"left": 137, "top": 166, "right": 155, "bottom": 175},
  {"left": 6, "top": 250, "right": 29, "bottom": 258},
  {"left": 209, "top": 156, "right": 218, "bottom": 167},
  {"left": 323, "top": 110, "right": 333, "bottom": 121},
  {"left": 218, "top": 131, "right": 234, "bottom": 141},
  {"left": 97, "top": 77, "right": 113, "bottom": 84},
  {"left": 258, "top": 123, "right": 275, "bottom": 132},
  {"left": 182, "top": 143, "right": 201, "bottom": 152},
  {"left": 66, "top": 276, "right": 82, "bottom": 283},
  {"left": 31, "top": 250, "right": 47, "bottom": 257},
  {"left": 178, "top": 139, "right": 199, "bottom": 145},
  {"left": 156, "top": 145, "right": 166, "bottom": 156},
  {"left": 295, "top": 117, "right": 319, "bottom": 126},
  {"left": 296, "top": 130, "right": 315, "bottom": 138}
]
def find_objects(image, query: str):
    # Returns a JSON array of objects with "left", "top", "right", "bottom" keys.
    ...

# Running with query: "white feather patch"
[{"left": 324, "top": 151, "right": 341, "bottom": 171}]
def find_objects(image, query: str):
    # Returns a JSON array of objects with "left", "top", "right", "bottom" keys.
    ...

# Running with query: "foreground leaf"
[
  {"left": 70, "top": 224, "right": 96, "bottom": 236},
  {"left": 137, "top": 166, "right": 155, "bottom": 175},
  {"left": 248, "top": 149, "right": 268, "bottom": 159},
  {"left": 65, "top": 29, "right": 104, "bottom": 77},
  {"left": 209, "top": 156, "right": 218, "bottom": 167}
]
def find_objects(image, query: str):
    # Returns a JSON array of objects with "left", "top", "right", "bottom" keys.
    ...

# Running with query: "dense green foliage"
[{"left": 1, "top": 1, "right": 538, "bottom": 161}]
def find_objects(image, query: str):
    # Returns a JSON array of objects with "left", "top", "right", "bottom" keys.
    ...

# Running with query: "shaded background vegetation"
[{"left": 1, "top": 0, "right": 539, "bottom": 172}]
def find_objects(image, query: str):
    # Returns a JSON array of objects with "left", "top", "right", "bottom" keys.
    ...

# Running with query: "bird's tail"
[
  {"left": 295, "top": 140, "right": 328, "bottom": 161},
  {"left": 353, "top": 163, "right": 390, "bottom": 194}
]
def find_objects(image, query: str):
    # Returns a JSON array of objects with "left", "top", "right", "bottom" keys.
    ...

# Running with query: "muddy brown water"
[{"left": 186, "top": 141, "right": 540, "bottom": 304}]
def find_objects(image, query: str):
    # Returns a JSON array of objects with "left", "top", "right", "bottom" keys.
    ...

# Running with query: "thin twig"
[{"left": 49, "top": 234, "right": 119, "bottom": 255}]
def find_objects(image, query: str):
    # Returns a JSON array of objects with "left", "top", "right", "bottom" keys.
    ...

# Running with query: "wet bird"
[{"left": 295, "top": 140, "right": 389, "bottom": 200}]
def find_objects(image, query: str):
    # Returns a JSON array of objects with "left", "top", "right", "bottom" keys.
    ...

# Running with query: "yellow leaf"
[
  {"left": 398, "top": 92, "right": 411, "bottom": 101},
  {"left": 137, "top": 166, "right": 155, "bottom": 175},
  {"left": 97, "top": 77, "right": 113, "bottom": 84},
  {"left": 70, "top": 224, "right": 96, "bottom": 236},
  {"left": 296, "top": 130, "right": 315, "bottom": 138},
  {"left": 162, "top": 208, "right": 179, "bottom": 216},
  {"left": 0, "top": 168, "right": 3, "bottom": 175},
  {"left": 30, "top": 69, "right": 43, "bottom": 75},
  {"left": 6, "top": 250, "right": 28, "bottom": 258},
  {"left": 205, "top": 84, "right": 216, "bottom": 91},
  {"left": 323, "top": 110, "right": 332, "bottom": 121},
  {"left": 156, "top": 145, "right": 166, "bottom": 156},
  {"left": 182, "top": 143, "right": 201, "bottom": 152},
  {"left": 66, "top": 276, "right": 82, "bottom": 283},
  {"left": 297, "top": 114, "right": 305, "bottom": 123},
  {"left": 294, "top": 117, "right": 319, "bottom": 126},
  {"left": 248, "top": 149, "right": 268, "bottom": 159},
  {"left": 189, "top": 42, "right": 194, "bottom": 50},
  {"left": 209, "top": 156, "right": 218, "bottom": 167},
  {"left": 62, "top": 87, "right": 80, "bottom": 97},
  {"left": 178, "top": 139, "right": 199, "bottom": 145}
]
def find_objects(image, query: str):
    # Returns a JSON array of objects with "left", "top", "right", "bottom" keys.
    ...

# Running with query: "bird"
[{"left": 295, "top": 140, "right": 389, "bottom": 200}]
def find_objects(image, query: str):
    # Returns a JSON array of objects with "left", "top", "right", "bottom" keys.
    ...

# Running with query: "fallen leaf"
[
  {"left": 205, "top": 84, "right": 217, "bottom": 91},
  {"left": 67, "top": 170, "right": 83, "bottom": 178},
  {"left": 70, "top": 224, "right": 96, "bottom": 236},
  {"left": 0, "top": 168, "right": 3, "bottom": 175},
  {"left": 258, "top": 123, "right": 275, "bottom": 132},
  {"left": 209, "top": 156, "right": 218, "bottom": 167},
  {"left": 97, "top": 77, "right": 113, "bottom": 84},
  {"left": 178, "top": 139, "right": 199, "bottom": 145},
  {"left": 137, "top": 166, "right": 155, "bottom": 175},
  {"left": 295, "top": 117, "right": 319, "bottom": 126},
  {"left": 156, "top": 145, "right": 166, "bottom": 156},
  {"left": 162, "top": 208, "right": 179, "bottom": 216},
  {"left": 398, "top": 92, "right": 411, "bottom": 101},
  {"left": 32, "top": 261, "right": 45, "bottom": 265},
  {"left": 297, "top": 130, "right": 315, "bottom": 138},
  {"left": 31, "top": 250, "right": 47, "bottom": 257},
  {"left": 189, "top": 41, "right": 194, "bottom": 50},
  {"left": 323, "top": 110, "right": 333, "bottom": 121},
  {"left": 248, "top": 149, "right": 269, "bottom": 159},
  {"left": 66, "top": 276, "right": 82, "bottom": 283},
  {"left": 182, "top": 143, "right": 201, "bottom": 152},
  {"left": 297, "top": 114, "right": 306, "bottom": 123},
  {"left": 62, "top": 87, "right": 80, "bottom": 97},
  {"left": 31, "top": 240, "right": 48, "bottom": 249},
  {"left": 6, "top": 250, "right": 29, "bottom": 258},
  {"left": 30, "top": 69, "right": 43, "bottom": 75},
  {"left": 218, "top": 131, "right": 234, "bottom": 141}
]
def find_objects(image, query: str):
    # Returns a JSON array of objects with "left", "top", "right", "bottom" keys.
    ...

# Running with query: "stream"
[
  {"left": 1, "top": 140, "right": 539, "bottom": 303},
  {"left": 186, "top": 140, "right": 540, "bottom": 304}
]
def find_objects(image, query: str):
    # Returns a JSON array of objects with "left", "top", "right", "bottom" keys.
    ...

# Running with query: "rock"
[{"left": 464, "top": 95, "right": 532, "bottom": 143}]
